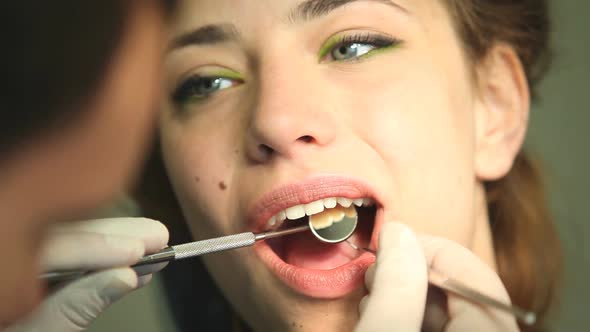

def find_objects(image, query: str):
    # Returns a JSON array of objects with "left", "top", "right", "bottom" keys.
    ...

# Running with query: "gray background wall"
[
  {"left": 527, "top": 1, "right": 590, "bottom": 329},
  {"left": 88, "top": 1, "right": 590, "bottom": 330}
]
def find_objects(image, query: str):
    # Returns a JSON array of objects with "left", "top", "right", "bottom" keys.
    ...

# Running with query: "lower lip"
[
  {"left": 254, "top": 209, "right": 384, "bottom": 299},
  {"left": 255, "top": 242, "right": 375, "bottom": 298}
]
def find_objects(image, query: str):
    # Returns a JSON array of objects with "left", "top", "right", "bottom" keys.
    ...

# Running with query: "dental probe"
[
  {"left": 40, "top": 225, "right": 311, "bottom": 283},
  {"left": 345, "top": 242, "right": 537, "bottom": 326}
]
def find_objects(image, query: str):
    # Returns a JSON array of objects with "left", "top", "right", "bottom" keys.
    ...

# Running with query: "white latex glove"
[
  {"left": 5, "top": 218, "right": 169, "bottom": 332},
  {"left": 355, "top": 222, "right": 519, "bottom": 332}
]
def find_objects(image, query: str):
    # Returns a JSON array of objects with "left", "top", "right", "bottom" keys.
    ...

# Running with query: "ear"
[{"left": 473, "top": 44, "right": 530, "bottom": 181}]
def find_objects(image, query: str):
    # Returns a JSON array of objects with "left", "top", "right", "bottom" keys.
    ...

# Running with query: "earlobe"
[{"left": 474, "top": 44, "right": 530, "bottom": 181}]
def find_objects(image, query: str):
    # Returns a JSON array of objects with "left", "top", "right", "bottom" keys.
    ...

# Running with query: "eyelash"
[
  {"left": 171, "top": 75, "right": 243, "bottom": 106},
  {"left": 321, "top": 33, "right": 402, "bottom": 62}
]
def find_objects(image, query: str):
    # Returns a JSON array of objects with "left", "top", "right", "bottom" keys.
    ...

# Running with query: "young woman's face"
[{"left": 160, "top": 0, "right": 496, "bottom": 330}]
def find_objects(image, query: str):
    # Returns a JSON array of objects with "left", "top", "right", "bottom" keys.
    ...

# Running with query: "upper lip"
[{"left": 247, "top": 175, "right": 383, "bottom": 232}]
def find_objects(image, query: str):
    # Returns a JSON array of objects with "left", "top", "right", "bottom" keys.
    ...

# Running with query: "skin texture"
[
  {"left": 0, "top": 2, "right": 164, "bottom": 324},
  {"left": 160, "top": 0, "right": 529, "bottom": 330}
]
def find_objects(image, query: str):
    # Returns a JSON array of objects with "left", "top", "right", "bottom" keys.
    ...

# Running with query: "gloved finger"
[
  {"left": 354, "top": 222, "right": 428, "bottom": 332},
  {"left": 41, "top": 232, "right": 145, "bottom": 271},
  {"left": 42, "top": 218, "right": 169, "bottom": 271},
  {"left": 8, "top": 268, "right": 140, "bottom": 332},
  {"left": 50, "top": 218, "right": 169, "bottom": 253},
  {"left": 358, "top": 263, "right": 375, "bottom": 316},
  {"left": 418, "top": 234, "right": 518, "bottom": 331},
  {"left": 358, "top": 293, "right": 369, "bottom": 316},
  {"left": 133, "top": 262, "right": 168, "bottom": 276}
]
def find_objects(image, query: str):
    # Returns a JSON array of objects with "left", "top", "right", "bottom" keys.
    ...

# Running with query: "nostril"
[{"left": 298, "top": 135, "right": 315, "bottom": 143}]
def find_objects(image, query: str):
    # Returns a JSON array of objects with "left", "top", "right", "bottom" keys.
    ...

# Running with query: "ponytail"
[{"left": 486, "top": 151, "right": 561, "bottom": 331}]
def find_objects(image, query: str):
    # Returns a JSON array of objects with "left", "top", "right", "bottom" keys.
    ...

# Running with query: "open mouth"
[
  {"left": 265, "top": 198, "right": 376, "bottom": 270},
  {"left": 250, "top": 177, "right": 383, "bottom": 299}
]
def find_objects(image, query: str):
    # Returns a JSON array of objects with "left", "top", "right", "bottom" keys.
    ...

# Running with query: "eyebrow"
[
  {"left": 289, "top": 0, "right": 408, "bottom": 23},
  {"left": 169, "top": 24, "right": 240, "bottom": 51},
  {"left": 168, "top": 0, "right": 407, "bottom": 52}
]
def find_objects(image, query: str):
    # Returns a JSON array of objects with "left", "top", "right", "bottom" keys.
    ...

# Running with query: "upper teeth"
[{"left": 266, "top": 197, "right": 374, "bottom": 229}]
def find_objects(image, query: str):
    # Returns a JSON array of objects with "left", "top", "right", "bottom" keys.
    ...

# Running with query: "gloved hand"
[
  {"left": 355, "top": 222, "right": 519, "bottom": 332},
  {"left": 5, "top": 218, "right": 169, "bottom": 332}
]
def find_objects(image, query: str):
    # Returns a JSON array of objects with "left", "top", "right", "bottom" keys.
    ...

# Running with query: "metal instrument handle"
[
  {"left": 41, "top": 226, "right": 309, "bottom": 284},
  {"left": 172, "top": 232, "right": 256, "bottom": 260}
]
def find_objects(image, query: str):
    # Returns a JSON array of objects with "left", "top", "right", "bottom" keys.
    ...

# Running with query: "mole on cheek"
[
  {"left": 194, "top": 176, "right": 200, "bottom": 183},
  {"left": 218, "top": 181, "right": 227, "bottom": 190}
]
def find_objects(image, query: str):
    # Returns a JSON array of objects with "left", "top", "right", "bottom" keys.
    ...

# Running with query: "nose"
[{"left": 245, "top": 63, "right": 336, "bottom": 163}]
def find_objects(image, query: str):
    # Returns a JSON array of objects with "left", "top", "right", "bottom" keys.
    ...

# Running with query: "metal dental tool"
[
  {"left": 41, "top": 225, "right": 311, "bottom": 283},
  {"left": 345, "top": 242, "right": 537, "bottom": 326},
  {"left": 308, "top": 212, "right": 358, "bottom": 243},
  {"left": 41, "top": 213, "right": 359, "bottom": 284},
  {"left": 40, "top": 216, "right": 358, "bottom": 284}
]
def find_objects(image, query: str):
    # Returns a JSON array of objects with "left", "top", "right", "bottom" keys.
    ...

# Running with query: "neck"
[{"left": 471, "top": 182, "right": 497, "bottom": 271}]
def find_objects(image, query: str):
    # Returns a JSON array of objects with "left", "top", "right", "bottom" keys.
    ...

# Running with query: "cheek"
[
  {"left": 352, "top": 58, "right": 477, "bottom": 243},
  {"left": 160, "top": 116, "right": 238, "bottom": 236}
]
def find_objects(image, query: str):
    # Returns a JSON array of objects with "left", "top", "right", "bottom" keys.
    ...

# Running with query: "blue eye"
[
  {"left": 331, "top": 43, "right": 377, "bottom": 61},
  {"left": 172, "top": 75, "right": 242, "bottom": 105},
  {"left": 322, "top": 33, "right": 401, "bottom": 62}
]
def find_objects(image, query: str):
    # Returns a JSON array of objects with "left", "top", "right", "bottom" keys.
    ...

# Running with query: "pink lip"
[{"left": 248, "top": 175, "right": 385, "bottom": 298}]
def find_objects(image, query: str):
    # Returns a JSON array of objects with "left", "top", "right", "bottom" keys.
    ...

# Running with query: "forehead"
[{"left": 170, "top": 0, "right": 448, "bottom": 34}]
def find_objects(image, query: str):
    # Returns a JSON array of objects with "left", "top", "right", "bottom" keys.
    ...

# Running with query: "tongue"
[
  {"left": 271, "top": 207, "right": 374, "bottom": 270},
  {"left": 280, "top": 213, "right": 374, "bottom": 270},
  {"left": 282, "top": 232, "right": 360, "bottom": 270}
]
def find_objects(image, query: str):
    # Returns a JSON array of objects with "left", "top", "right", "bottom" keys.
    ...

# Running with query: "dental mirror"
[{"left": 308, "top": 213, "right": 358, "bottom": 243}]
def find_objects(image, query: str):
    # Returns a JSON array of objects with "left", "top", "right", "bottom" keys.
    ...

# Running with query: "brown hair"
[{"left": 444, "top": 0, "right": 561, "bottom": 330}]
